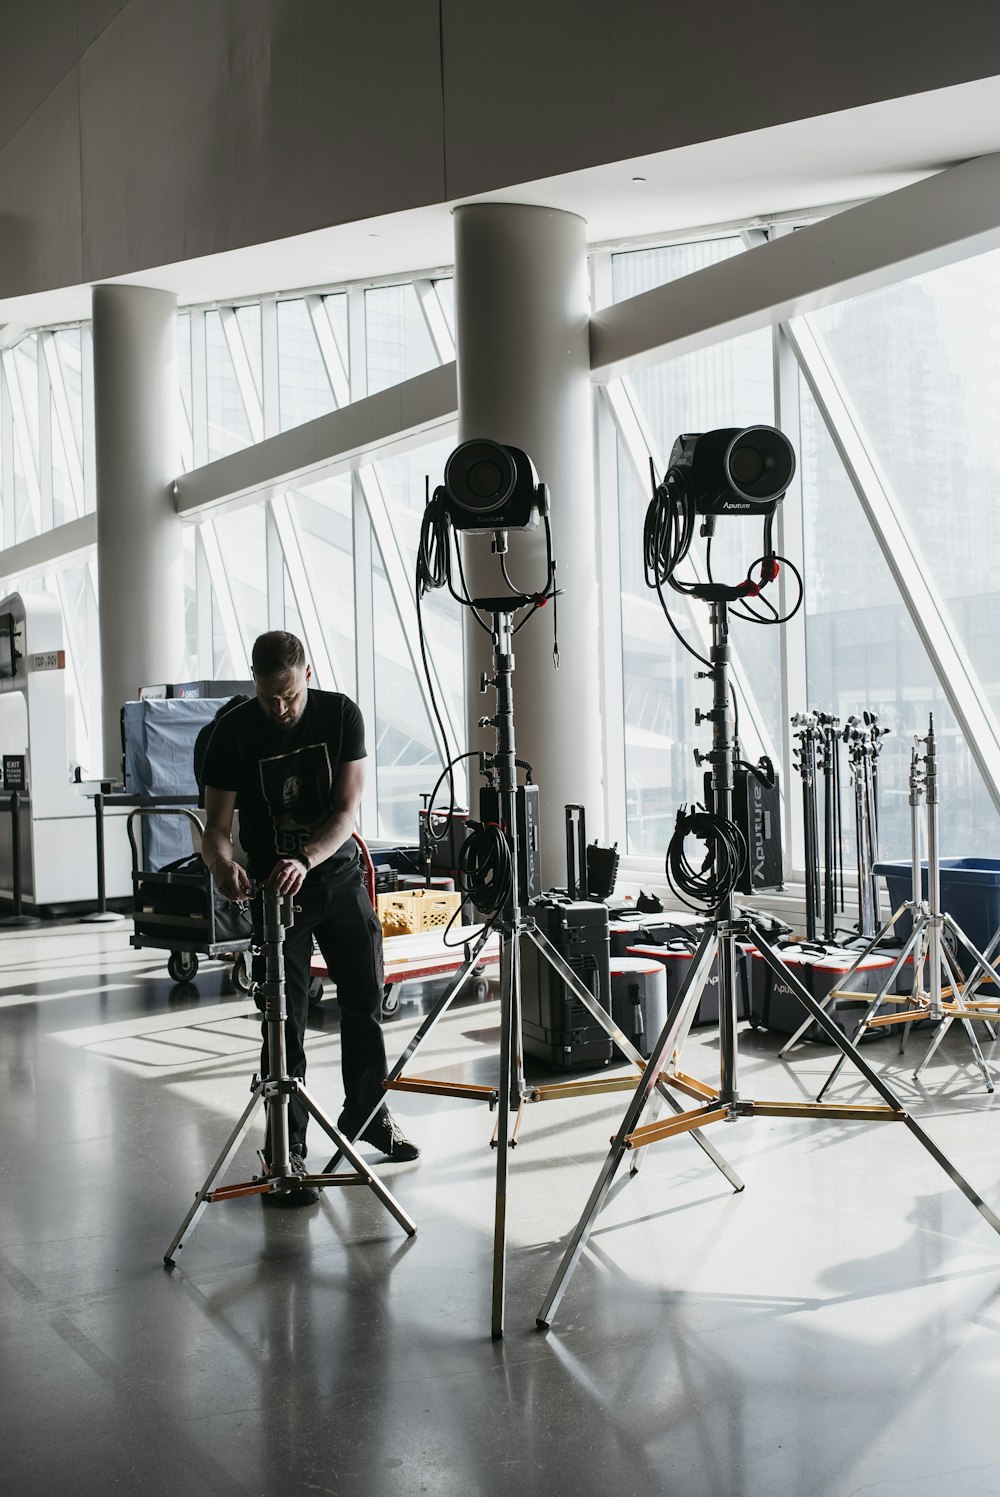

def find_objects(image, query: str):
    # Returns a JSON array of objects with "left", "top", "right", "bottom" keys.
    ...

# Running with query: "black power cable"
[
  {"left": 458, "top": 821, "right": 513, "bottom": 922},
  {"left": 666, "top": 804, "right": 747, "bottom": 914}
]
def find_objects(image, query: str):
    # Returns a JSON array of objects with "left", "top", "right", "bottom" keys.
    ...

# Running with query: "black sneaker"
[
  {"left": 359, "top": 1109, "right": 420, "bottom": 1162},
  {"left": 261, "top": 1152, "right": 320, "bottom": 1207}
]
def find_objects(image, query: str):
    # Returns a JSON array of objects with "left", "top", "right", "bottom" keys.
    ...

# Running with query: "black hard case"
[{"left": 521, "top": 896, "right": 613, "bottom": 1069}]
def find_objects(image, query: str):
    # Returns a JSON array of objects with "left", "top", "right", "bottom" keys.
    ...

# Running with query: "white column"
[
  {"left": 454, "top": 203, "right": 602, "bottom": 883},
  {"left": 92, "top": 285, "right": 184, "bottom": 776}
]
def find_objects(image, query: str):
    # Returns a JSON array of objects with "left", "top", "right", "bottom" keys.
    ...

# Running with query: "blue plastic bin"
[{"left": 874, "top": 858, "right": 1000, "bottom": 963}]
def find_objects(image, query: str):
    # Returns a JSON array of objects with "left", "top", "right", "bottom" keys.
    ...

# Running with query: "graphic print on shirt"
[{"left": 258, "top": 742, "right": 333, "bottom": 855}]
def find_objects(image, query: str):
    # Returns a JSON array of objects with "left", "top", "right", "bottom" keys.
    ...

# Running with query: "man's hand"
[
  {"left": 267, "top": 858, "right": 308, "bottom": 896},
  {"left": 213, "top": 859, "right": 252, "bottom": 902}
]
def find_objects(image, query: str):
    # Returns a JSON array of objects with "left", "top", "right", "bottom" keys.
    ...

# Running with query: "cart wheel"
[
  {"left": 382, "top": 984, "right": 400, "bottom": 1019},
  {"left": 168, "top": 950, "right": 199, "bottom": 984},
  {"left": 232, "top": 952, "right": 252, "bottom": 993},
  {"left": 307, "top": 976, "right": 325, "bottom": 1007},
  {"left": 472, "top": 978, "right": 489, "bottom": 1002},
  {"left": 747, "top": 1011, "right": 761, "bottom": 1030}
]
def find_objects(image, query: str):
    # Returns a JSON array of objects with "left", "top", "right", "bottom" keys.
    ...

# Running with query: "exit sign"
[{"left": 3, "top": 755, "right": 26, "bottom": 790}]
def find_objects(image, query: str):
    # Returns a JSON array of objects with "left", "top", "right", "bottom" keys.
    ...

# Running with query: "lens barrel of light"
[
  {"left": 444, "top": 440, "right": 517, "bottom": 514},
  {"left": 724, "top": 426, "right": 795, "bottom": 504}
]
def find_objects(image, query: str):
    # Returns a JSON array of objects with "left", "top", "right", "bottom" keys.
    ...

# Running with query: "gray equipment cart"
[{"left": 127, "top": 806, "right": 252, "bottom": 986}]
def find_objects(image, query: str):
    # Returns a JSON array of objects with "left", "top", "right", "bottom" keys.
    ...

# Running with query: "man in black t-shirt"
[{"left": 201, "top": 630, "right": 418, "bottom": 1205}]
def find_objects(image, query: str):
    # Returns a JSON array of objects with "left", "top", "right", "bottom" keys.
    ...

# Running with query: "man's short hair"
[{"left": 252, "top": 631, "right": 306, "bottom": 678}]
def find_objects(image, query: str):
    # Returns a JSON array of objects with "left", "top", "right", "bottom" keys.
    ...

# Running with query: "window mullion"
[
  {"left": 413, "top": 279, "right": 455, "bottom": 364},
  {"left": 772, "top": 315, "right": 808, "bottom": 874},
  {"left": 43, "top": 332, "right": 85, "bottom": 514},
  {"left": 38, "top": 334, "right": 54, "bottom": 532},
  {"left": 199, "top": 518, "right": 249, "bottom": 674},
  {"left": 219, "top": 308, "right": 264, "bottom": 444},
  {"left": 592, "top": 247, "right": 627, "bottom": 844},
  {"left": 268, "top": 493, "right": 341, "bottom": 691},
  {"left": 347, "top": 285, "right": 378, "bottom": 834},
  {"left": 2, "top": 347, "right": 42, "bottom": 535},
  {"left": 305, "top": 295, "right": 350, "bottom": 408}
]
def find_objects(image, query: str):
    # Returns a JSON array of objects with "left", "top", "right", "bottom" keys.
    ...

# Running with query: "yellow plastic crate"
[{"left": 376, "top": 888, "right": 462, "bottom": 935}]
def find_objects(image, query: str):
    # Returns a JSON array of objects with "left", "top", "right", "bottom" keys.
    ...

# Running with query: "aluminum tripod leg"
[
  {"left": 164, "top": 1084, "right": 265, "bottom": 1263},
  {"left": 911, "top": 937, "right": 995, "bottom": 1092},
  {"left": 537, "top": 932, "right": 723, "bottom": 1329},
  {"left": 913, "top": 1014, "right": 952, "bottom": 1075},
  {"left": 753, "top": 938, "right": 1000, "bottom": 1235},
  {"left": 321, "top": 924, "right": 494, "bottom": 1173},
  {"left": 815, "top": 923, "right": 922, "bottom": 1102},
  {"left": 492, "top": 924, "right": 520, "bottom": 1338},
  {"left": 296, "top": 1084, "right": 416, "bottom": 1235},
  {"left": 952, "top": 924, "right": 1000, "bottom": 1007},
  {"left": 778, "top": 903, "right": 910, "bottom": 1058},
  {"left": 525, "top": 924, "right": 743, "bottom": 1191},
  {"left": 544, "top": 931, "right": 1000, "bottom": 1325}
]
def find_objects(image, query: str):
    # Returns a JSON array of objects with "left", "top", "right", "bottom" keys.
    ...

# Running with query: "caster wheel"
[
  {"left": 307, "top": 976, "right": 325, "bottom": 1007},
  {"left": 382, "top": 984, "right": 400, "bottom": 1019},
  {"left": 232, "top": 953, "right": 252, "bottom": 993},
  {"left": 747, "top": 1012, "right": 761, "bottom": 1030},
  {"left": 167, "top": 950, "right": 199, "bottom": 984},
  {"left": 472, "top": 979, "right": 489, "bottom": 1002}
]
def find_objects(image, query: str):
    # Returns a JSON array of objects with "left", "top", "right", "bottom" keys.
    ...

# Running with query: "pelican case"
[{"left": 521, "top": 896, "right": 613, "bottom": 1069}]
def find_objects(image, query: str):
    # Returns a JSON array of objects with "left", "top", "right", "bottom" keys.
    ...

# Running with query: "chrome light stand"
[
  {"left": 537, "top": 606, "right": 1000, "bottom": 1330},
  {"left": 810, "top": 715, "right": 1000, "bottom": 1099},
  {"left": 330, "top": 598, "right": 742, "bottom": 1338},
  {"left": 164, "top": 885, "right": 416, "bottom": 1264}
]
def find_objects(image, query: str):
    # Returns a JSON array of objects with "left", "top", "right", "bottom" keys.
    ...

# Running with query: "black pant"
[{"left": 255, "top": 869, "right": 387, "bottom": 1159}]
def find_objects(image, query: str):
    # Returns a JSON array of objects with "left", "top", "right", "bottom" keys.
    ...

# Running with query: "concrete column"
[
  {"left": 454, "top": 203, "right": 602, "bottom": 885},
  {"left": 92, "top": 285, "right": 183, "bottom": 776}
]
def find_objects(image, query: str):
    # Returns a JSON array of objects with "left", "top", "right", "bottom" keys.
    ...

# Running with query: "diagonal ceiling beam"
[
  {"left": 174, "top": 362, "right": 457, "bottom": 519},
  {"left": 590, "top": 151, "right": 1000, "bottom": 381}
]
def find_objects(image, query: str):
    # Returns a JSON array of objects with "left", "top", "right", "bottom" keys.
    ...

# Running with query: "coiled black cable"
[
  {"left": 666, "top": 804, "right": 747, "bottom": 914},
  {"left": 458, "top": 821, "right": 513, "bottom": 923}
]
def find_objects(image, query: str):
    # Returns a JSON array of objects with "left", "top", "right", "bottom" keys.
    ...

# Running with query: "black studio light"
[
  {"left": 667, "top": 425, "right": 795, "bottom": 517},
  {"left": 440, "top": 439, "right": 550, "bottom": 532}
]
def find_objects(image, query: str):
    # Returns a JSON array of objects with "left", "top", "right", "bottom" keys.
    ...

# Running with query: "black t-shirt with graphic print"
[{"left": 200, "top": 689, "right": 366, "bottom": 884}]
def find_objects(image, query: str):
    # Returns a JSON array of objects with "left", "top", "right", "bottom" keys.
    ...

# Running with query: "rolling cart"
[{"left": 127, "top": 807, "right": 252, "bottom": 986}]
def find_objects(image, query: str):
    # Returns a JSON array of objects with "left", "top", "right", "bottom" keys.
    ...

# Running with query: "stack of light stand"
[
  {"left": 163, "top": 885, "right": 416, "bottom": 1265},
  {"left": 844, "top": 714, "right": 888, "bottom": 940},
  {"left": 786, "top": 715, "right": 1000, "bottom": 1098},
  {"left": 536, "top": 505, "right": 1000, "bottom": 1332},
  {"left": 817, "top": 711, "right": 845, "bottom": 944},
  {"left": 790, "top": 713, "right": 821, "bottom": 941}
]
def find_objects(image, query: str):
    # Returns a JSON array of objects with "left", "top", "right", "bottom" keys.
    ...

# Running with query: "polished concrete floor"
[{"left": 4, "top": 922, "right": 1000, "bottom": 1496}]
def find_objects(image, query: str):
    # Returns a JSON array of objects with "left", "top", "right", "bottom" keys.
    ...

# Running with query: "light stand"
[
  {"left": 537, "top": 602, "right": 1000, "bottom": 1329},
  {"left": 328, "top": 600, "right": 743, "bottom": 1338},
  {"left": 806, "top": 716, "right": 1000, "bottom": 1098},
  {"left": 164, "top": 885, "right": 415, "bottom": 1264},
  {"left": 818, "top": 712, "right": 844, "bottom": 943}
]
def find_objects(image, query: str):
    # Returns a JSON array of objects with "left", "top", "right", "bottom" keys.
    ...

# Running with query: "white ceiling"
[{"left": 4, "top": 72, "right": 1000, "bottom": 330}]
